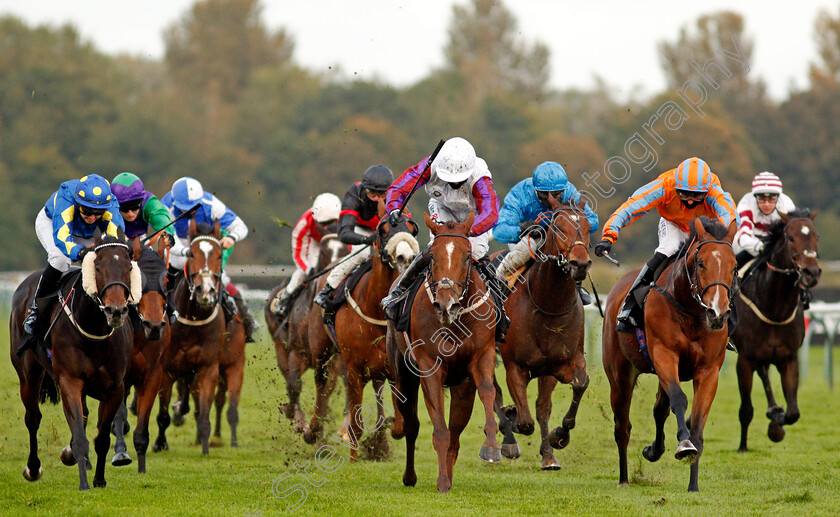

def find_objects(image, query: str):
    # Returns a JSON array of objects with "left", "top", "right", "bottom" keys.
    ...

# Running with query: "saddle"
[
  {"left": 16, "top": 268, "right": 81, "bottom": 356},
  {"left": 393, "top": 271, "right": 427, "bottom": 333},
  {"left": 321, "top": 260, "right": 373, "bottom": 325},
  {"left": 631, "top": 256, "right": 676, "bottom": 330}
]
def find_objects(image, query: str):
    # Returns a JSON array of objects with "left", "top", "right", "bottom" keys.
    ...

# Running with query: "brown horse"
[
  {"left": 10, "top": 229, "right": 139, "bottom": 490},
  {"left": 265, "top": 230, "right": 351, "bottom": 438},
  {"left": 731, "top": 209, "right": 821, "bottom": 450},
  {"left": 112, "top": 236, "right": 171, "bottom": 472},
  {"left": 212, "top": 300, "right": 248, "bottom": 447},
  {"left": 603, "top": 217, "right": 737, "bottom": 492},
  {"left": 387, "top": 212, "right": 500, "bottom": 493},
  {"left": 154, "top": 220, "right": 226, "bottom": 455},
  {"left": 332, "top": 204, "right": 419, "bottom": 460},
  {"left": 496, "top": 198, "right": 592, "bottom": 469}
]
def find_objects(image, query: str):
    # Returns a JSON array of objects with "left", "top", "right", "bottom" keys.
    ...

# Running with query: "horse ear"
[
  {"left": 464, "top": 211, "right": 475, "bottom": 233},
  {"left": 548, "top": 194, "right": 562, "bottom": 211},
  {"left": 693, "top": 217, "right": 708, "bottom": 240},
  {"left": 779, "top": 212, "right": 790, "bottom": 225},
  {"left": 117, "top": 226, "right": 128, "bottom": 243},
  {"left": 189, "top": 219, "right": 197, "bottom": 238},
  {"left": 132, "top": 237, "right": 142, "bottom": 260},
  {"left": 576, "top": 197, "right": 586, "bottom": 211},
  {"left": 809, "top": 209, "right": 819, "bottom": 221},
  {"left": 156, "top": 235, "right": 167, "bottom": 258},
  {"left": 424, "top": 212, "right": 435, "bottom": 232},
  {"left": 93, "top": 226, "right": 102, "bottom": 243},
  {"left": 725, "top": 220, "right": 737, "bottom": 244},
  {"left": 213, "top": 220, "right": 221, "bottom": 238}
]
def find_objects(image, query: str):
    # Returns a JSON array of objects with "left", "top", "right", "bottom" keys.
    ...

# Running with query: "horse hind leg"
[
  {"left": 736, "top": 355, "right": 756, "bottom": 452},
  {"left": 536, "top": 376, "right": 561, "bottom": 470},
  {"left": 58, "top": 377, "right": 92, "bottom": 490},
  {"left": 110, "top": 402, "right": 133, "bottom": 466},
  {"left": 642, "top": 385, "right": 669, "bottom": 462},
  {"left": 779, "top": 359, "right": 801, "bottom": 426},
  {"left": 446, "top": 380, "right": 477, "bottom": 483},
  {"left": 214, "top": 374, "right": 227, "bottom": 439},
  {"left": 225, "top": 362, "right": 244, "bottom": 448},
  {"left": 153, "top": 375, "right": 172, "bottom": 452},
  {"left": 472, "top": 349, "right": 502, "bottom": 464},
  {"left": 21, "top": 368, "right": 45, "bottom": 481},
  {"left": 92, "top": 386, "right": 125, "bottom": 488},
  {"left": 493, "top": 375, "right": 520, "bottom": 459}
]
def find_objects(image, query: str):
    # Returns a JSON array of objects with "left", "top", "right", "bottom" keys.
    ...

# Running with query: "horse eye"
[{"left": 787, "top": 235, "right": 794, "bottom": 242}]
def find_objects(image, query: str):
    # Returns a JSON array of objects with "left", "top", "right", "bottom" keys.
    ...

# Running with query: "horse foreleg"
[
  {"left": 93, "top": 384, "right": 125, "bottom": 488},
  {"left": 225, "top": 361, "right": 244, "bottom": 448},
  {"left": 285, "top": 351, "right": 306, "bottom": 432},
  {"left": 757, "top": 363, "right": 786, "bottom": 441},
  {"left": 549, "top": 356, "right": 590, "bottom": 451},
  {"left": 153, "top": 373, "right": 173, "bottom": 452},
  {"left": 367, "top": 378, "right": 390, "bottom": 460},
  {"left": 394, "top": 355, "right": 420, "bottom": 487},
  {"left": 472, "top": 347, "right": 501, "bottom": 464},
  {"left": 643, "top": 385, "right": 669, "bottom": 462},
  {"left": 779, "top": 359, "right": 800, "bottom": 426},
  {"left": 20, "top": 367, "right": 45, "bottom": 481},
  {"left": 111, "top": 402, "right": 133, "bottom": 467},
  {"left": 213, "top": 373, "right": 227, "bottom": 439},
  {"left": 686, "top": 367, "right": 720, "bottom": 492},
  {"left": 196, "top": 364, "right": 220, "bottom": 455},
  {"left": 419, "top": 366, "right": 451, "bottom": 493},
  {"left": 58, "top": 376, "right": 90, "bottom": 490},
  {"left": 172, "top": 377, "right": 191, "bottom": 427},
  {"left": 653, "top": 348, "right": 695, "bottom": 463},
  {"left": 134, "top": 366, "right": 163, "bottom": 472},
  {"left": 305, "top": 357, "right": 333, "bottom": 444},
  {"left": 446, "top": 379, "right": 476, "bottom": 483},
  {"left": 536, "top": 375, "right": 560, "bottom": 470},
  {"left": 493, "top": 373, "right": 519, "bottom": 459},
  {"left": 736, "top": 355, "right": 756, "bottom": 452},
  {"left": 504, "top": 361, "right": 534, "bottom": 435},
  {"left": 345, "top": 366, "right": 366, "bottom": 462}
]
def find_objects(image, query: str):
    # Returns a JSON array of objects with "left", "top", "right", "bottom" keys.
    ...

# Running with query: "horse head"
[
  {"left": 688, "top": 217, "right": 738, "bottom": 330},
  {"left": 425, "top": 211, "right": 474, "bottom": 325},
  {"left": 544, "top": 196, "right": 592, "bottom": 282},
  {"left": 185, "top": 219, "right": 223, "bottom": 308},
  {"left": 81, "top": 227, "right": 138, "bottom": 329},
  {"left": 376, "top": 199, "right": 420, "bottom": 273},
  {"left": 132, "top": 236, "right": 169, "bottom": 340},
  {"left": 777, "top": 210, "right": 821, "bottom": 290}
]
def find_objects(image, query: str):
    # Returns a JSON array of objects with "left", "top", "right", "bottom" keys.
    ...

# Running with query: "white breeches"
[
  {"left": 655, "top": 217, "right": 688, "bottom": 257},
  {"left": 428, "top": 199, "right": 488, "bottom": 259}
]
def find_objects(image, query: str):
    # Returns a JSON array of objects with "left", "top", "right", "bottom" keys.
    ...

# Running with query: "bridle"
[
  {"left": 183, "top": 235, "right": 223, "bottom": 304},
  {"left": 86, "top": 242, "right": 134, "bottom": 310},
  {"left": 765, "top": 219, "right": 819, "bottom": 286},
  {"left": 538, "top": 207, "right": 589, "bottom": 273},
  {"left": 375, "top": 217, "right": 419, "bottom": 269},
  {"left": 427, "top": 233, "right": 472, "bottom": 304}
]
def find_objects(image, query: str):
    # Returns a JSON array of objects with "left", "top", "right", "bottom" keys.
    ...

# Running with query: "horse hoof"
[
  {"left": 479, "top": 446, "right": 502, "bottom": 463},
  {"left": 675, "top": 439, "right": 698, "bottom": 463},
  {"left": 23, "top": 466, "right": 43, "bottom": 481},
  {"left": 172, "top": 414, "right": 185, "bottom": 427},
  {"left": 501, "top": 443, "right": 521, "bottom": 459},
  {"left": 766, "top": 406, "right": 785, "bottom": 426},
  {"left": 60, "top": 446, "right": 76, "bottom": 466},
  {"left": 643, "top": 444, "right": 664, "bottom": 462},
  {"left": 111, "top": 452, "right": 133, "bottom": 466},
  {"left": 403, "top": 471, "right": 417, "bottom": 487},
  {"left": 540, "top": 457, "right": 561, "bottom": 470},
  {"left": 501, "top": 405, "right": 517, "bottom": 422},
  {"left": 768, "top": 421, "right": 786, "bottom": 442},
  {"left": 548, "top": 427, "right": 570, "bottom": 449},
  {"left": 152, "top": 440, "right": 169, "bottom": 453},
  {"left": 303, "top": 427, "right": 317, "bottom": 444},
  {"left": 93, "top": 479, "right": 106, "bottom": 488}
]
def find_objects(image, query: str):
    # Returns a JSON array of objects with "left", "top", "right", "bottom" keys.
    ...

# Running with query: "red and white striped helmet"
[{"left": 751, "top": 172, "right": 783, "bottom": 195}]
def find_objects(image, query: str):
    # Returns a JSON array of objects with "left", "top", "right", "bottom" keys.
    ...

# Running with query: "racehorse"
[
  {"left": 153, "top": 220, "right": 226, "bottom": 455},
  {"left": 212, "top": 297, "right": 248, "bottom": 447},
  {"left": 112, "top": 236, "right": 171, "bottom": 472},
  {"left": 10, "top": 229, "right": 139, "bottom": 490},
  {"left": 332, "top": 202, "right": 419, "bottom": 460},
  {"left": 603, "top": 217, "right": 737, "bottom": 492},
  {"left": 731, "top": 209, "right": 820, "bottom": 450},
  {"left": 387, "top": 212, "right": 501, "bottom": 493},
  {"left": 265, "top": 228, "right": 351, "bottom": 438},
  {"left": 495, "top": 197, "right": 592, "bottom": 470}
]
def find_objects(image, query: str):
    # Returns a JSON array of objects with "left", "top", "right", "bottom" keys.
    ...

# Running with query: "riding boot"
[
  {"left": 221, "top": 291, "right": 238, "bottom": 325},
  {"left": 616, "top": 252, "right": 667, "bottom": 333},
  {"left": 577, "top": 283, "right": 592, "bottom": 305},
  {"left": 382, "top": 248, "right": 431, "bottom": 320},
  {"left": 166, "top": 297, "right": 179, "bottom": 324},
  {"left": 735, "top": 250, "right": 754, "bottom": 270},
  {"left": 23, "top": 265, "right": 62, "bottom": 335},
  {"left": 314, "top": 284, "right": 335, "bottom": 309},
  {"left": 271, "top": 290, "right": 294, "bottom": 319},
  {"left": 800, "top": 289, "right": 812, "bottom": 311},
  {"left": 231, "top": 292, "right": 260, "bottom": 343},
  {"left": 475, "top": 256, "right": 510, "bottom": 342}
]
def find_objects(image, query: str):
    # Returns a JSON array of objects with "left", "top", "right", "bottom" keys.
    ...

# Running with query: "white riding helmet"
[
  {"left": 311, "top": 193, "right": 341, "bottom": 223},
  {"left": 431, "top": 137, "right": 476, "bottom": 183}
]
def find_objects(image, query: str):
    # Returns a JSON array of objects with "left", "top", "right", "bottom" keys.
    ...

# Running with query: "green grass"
[{"left": 1, "top": 307, "right": 840, "bottom": 516}]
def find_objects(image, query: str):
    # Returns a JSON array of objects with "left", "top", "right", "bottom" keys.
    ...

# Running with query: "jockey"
[
  {"left": 111, "top": 172, "right": 181, "bottom": 249},
  {"left": 493, "top": 161, "right": 600, "bottom": 304},
  {"left": 380, "top": 137, "right": 509, "bottom": 339},
  {"left": 161, "top": 176, "right": 260, "bottom": 342},
  {"left": 733, "top": 172, "right": 811, "bottom": 307},
  {"left": 271, "top": 192, "right": 341, "bottom": 319},
  {"left": 593, "top": 157, "right": 739, "bottom": 333},
  {"left": 313, "top": 165, "right": 393, "bottom": 307},
  {"left": 23, "top": 174, "right": 125, "bottom": 335}
]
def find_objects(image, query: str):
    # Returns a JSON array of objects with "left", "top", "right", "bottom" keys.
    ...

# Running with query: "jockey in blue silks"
[{"left": 492, "top": 161, "right": 599, "bottom": 304}]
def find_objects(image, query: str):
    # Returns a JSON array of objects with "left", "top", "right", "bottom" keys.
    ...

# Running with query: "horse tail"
[{"left": 40, "top": 375, "right": 60, "bottom": 405}]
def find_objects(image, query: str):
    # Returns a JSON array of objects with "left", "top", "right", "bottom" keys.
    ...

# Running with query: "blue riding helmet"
[
  {"left": 73, "top": 174, "right": 113, "bottom": 209},
  {"left": 674, "top": 157, "right": 712, "bottom": 193},
  {"left": 171, "top": 176, "right": 205, "bottom": 211},
  {"left": 532, "top": 161, "right": 569, "bottom": 193}
]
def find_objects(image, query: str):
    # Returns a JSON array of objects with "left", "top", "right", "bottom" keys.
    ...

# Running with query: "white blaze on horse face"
[
  {"left": 445, "top": 242, "right": 455, "bottom": 270},
  {"left": 327, "top": 239, "right": 343, "bottom": 262},
  {"left": 198, "top": 241, "right": 214, "bottom": 261},
  {"left": 113, "top": 254, "right": 120, "bottom": 261},
  {"left": 709, "top": 251, "right": 724, "bottom": 317},
  {"left": 801, "top": 226, "right": 810, "bottom": 236}
]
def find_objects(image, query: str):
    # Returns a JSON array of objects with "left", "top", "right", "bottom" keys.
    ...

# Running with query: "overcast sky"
[{"left": 1, "top": 0, "right": 837, "bottom": 101}]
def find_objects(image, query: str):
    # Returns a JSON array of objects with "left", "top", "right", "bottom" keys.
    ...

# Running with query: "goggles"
[
  {"left": 365, "top": 188, "right": 387, "bottom": 199},
  {"left": 119, "top": 200, "right": 143, "bottom": 212},
  {"left": 755, "top": 193, "right": 779, "bottom": 202},
  {"left": 79, "top": 205, "right": 106, "bottom": 217},
  {"left": 677, "top": 190, "right": 706, "bottom": 202}
]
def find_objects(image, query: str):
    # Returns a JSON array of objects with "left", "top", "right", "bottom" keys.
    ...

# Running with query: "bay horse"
[
  {"left": 153, "top": 220, "right": 226, "bottom": 455},
  {"left": 112, "top": 236, "right": 170, "bottom": 472},
  {"left": 332, "top": 202, "right": 419, "bottom": 460},
  {"left": 387, "top": 212, "right": 501, "bottom": 493},
  {"left": 731, "top": 209, "right": 820, "bottom": 450},
  {"left": 265, "top": 228, "right": 351, "bottom": 438},
  {"left": 10, "top": 228, "right": 139, "bottom": 490},
  {"left": 495, "top": 197, "right": 592, "bottom": 470},
  {"left": 212, "top": 295, "right": 248, "bottom": 447},
  {"left": 603, "top": 217, "right": 737, "bottom": 492}
]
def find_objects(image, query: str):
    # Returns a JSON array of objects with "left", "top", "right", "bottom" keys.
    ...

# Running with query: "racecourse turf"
[{"left": 1, "top": 308, "right": 839, "bottom": 516}]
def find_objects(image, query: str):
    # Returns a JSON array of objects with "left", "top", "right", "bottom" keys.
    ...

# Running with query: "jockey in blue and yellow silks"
[
  {"left": 23, "top": 174, "right": 125, "bottom": 334},
  {"left": 593, "top": 157, "right": 739, "bottom": 332},
  {"left": 493, "top": 161, "right": 599, "bottom": 304}
]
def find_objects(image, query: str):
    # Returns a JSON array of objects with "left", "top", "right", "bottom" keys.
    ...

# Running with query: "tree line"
[{"left": 2, "top": 0, "right": 840, "bottom": 271}]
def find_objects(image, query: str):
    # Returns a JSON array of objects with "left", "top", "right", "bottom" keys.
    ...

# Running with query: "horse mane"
[
  {"left": 194, "top": 222, "right": 215, "bottom": 236},
  {"left": 755, "top": 208, "right": 813, "bottom": 263},
  {"left": 677, "top": 216, "right": 729, "bottom": 256}
]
